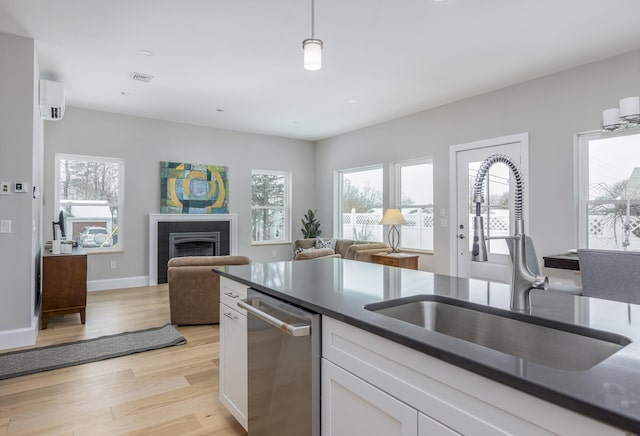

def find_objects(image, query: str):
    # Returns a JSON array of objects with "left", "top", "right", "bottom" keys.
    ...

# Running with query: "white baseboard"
[
  {"left": 87, "top": 276, "right": 149, "bottom": 292},
  {"left": 0, "top": 315, "right": 38, "bottom": 351},
  {"left": 0, "top": 276, "right": 151, "bottom": 351}
]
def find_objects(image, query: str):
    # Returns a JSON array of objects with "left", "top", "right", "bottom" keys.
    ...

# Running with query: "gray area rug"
[{"left": 0, "top": 323, "right": 186, "bottom": 380}]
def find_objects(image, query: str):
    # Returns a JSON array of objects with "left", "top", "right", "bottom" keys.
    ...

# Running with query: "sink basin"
[{"left": 364, "top": 295, "right": 631, "bottom": 371}]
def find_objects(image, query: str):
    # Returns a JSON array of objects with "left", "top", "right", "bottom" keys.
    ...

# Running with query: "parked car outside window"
[{"left": 79, "top": 226, "right": 112, "bottom": 247}]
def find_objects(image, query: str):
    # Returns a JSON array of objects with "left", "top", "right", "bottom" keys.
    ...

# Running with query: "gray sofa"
[{"left": 293, "top": 238, "right": 391, "bottom": 262}]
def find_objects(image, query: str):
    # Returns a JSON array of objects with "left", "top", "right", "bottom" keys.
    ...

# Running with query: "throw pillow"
[
  {"left": 316, "top": 237, "right": 337, "bottom": 251},
  {"left": 294, "top": 246, "right": 316, "bottom": 258}
]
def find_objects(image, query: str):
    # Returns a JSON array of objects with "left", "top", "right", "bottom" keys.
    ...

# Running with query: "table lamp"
[{"left": 380, "top": 209, "right": 407, "bottom": 253}]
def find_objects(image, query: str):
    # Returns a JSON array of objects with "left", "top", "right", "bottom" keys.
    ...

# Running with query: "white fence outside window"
[{"left": 342, "top": 212, "right": 640, "bottom": 252}]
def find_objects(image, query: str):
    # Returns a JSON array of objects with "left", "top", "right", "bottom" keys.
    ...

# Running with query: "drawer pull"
[
  {"left": 223, "top": 312, "right": 238, "bottom": 320},
  {"left": 224, "top": 291, "right": 239, "bottom": 299}
]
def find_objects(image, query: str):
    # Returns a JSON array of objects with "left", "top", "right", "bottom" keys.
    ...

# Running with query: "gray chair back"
[{"left": 577, "top": 249, "right": 640, "bottom": 304}]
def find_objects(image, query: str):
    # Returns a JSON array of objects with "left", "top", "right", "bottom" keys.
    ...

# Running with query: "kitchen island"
[{"left": 214, "top": 258, "right": 640, "bottom": 434}]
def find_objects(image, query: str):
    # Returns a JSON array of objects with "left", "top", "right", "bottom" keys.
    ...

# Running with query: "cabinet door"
[
  {"left": 219, "top": 303, "right": 248, "bottom": 431},
  {"left": 322, "top": 358, "right": 417, "bottom": 436},
  {"left": 418, "top": 412, "right": 460, "bottom": 436}
]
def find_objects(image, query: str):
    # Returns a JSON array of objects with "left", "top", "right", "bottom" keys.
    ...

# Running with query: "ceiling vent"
[{"left": 129, "top": 72, "right": 154, "bottom": 83}]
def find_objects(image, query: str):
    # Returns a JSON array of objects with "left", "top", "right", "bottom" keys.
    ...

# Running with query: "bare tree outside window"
[
  {"left": 579, "top": 131, "right": 640, "bottom": 250},
  {"left": 339, "top": 167, "right": 383, "bottom": 241},
  {"left": 55, "top": 154, "right": 124, "bottom": 251},
  {"left": 251, "top": 170, "right": 290, "bottom": 243}
]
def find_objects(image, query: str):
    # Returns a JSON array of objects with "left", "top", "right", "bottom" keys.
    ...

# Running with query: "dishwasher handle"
[{"left": 238, "top": 298, "right": 311, "bottom": 337}]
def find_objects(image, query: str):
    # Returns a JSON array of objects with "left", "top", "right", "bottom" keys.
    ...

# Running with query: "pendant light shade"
[
  {"left": 303, "top": 38, "right": 322, "bottom": 71},
  {"left": 303, "top": 0, "right": 322, "bottom": 71}
]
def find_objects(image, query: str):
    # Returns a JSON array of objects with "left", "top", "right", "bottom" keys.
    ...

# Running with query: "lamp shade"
[
  {"left": 602, "top": 108, "right": 621, "bottom": 128},
  {"left": 303, "top": 39, "right": 322, "bottom": 71},
  {"left": 380, "top": 209, "right": 407, "bottom": 225},
  {"left": 620, "top": 96, "right": 640, "bottom": 119}
]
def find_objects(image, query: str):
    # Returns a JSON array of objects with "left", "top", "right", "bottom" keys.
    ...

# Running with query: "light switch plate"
[{"left": 0, "top": 182, "right": 9, "bottom": 195}]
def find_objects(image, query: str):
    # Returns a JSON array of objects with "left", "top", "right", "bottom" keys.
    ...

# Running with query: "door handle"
[
  {"left": 238, "top": 298, "right": 311, "bottom": 337},
  {"left": 458, "top": 234, "right": 466, "bottom": 239}
]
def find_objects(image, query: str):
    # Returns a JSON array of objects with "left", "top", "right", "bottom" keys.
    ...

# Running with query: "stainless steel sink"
[{"left": 364, "top": 295, "right": 631, "bottom": 371}]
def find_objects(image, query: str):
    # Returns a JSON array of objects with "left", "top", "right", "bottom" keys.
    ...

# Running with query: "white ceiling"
[{"left": 1, "top": 0, "right": 640, "bottom": 141}]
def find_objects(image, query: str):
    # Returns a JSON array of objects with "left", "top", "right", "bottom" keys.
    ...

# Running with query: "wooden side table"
[
  {"left": 370, "top": 252, "right": 419, "bottom": 270},
  {"left": 41, "top": 247, "right": 88, "bottom": 329}
]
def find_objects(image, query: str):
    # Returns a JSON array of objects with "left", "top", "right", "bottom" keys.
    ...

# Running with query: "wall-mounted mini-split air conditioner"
[{"left": 39, "top": 79, "right": 65, "bottom": 121}]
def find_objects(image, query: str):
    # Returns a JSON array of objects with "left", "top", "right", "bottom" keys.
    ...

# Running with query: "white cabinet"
[
  {"left": 418, "top": 412, "right": 460, "bottom": 436},
  {"left": 219, "top": 277, "right": 248, "bottom": 431},
  {"left": 322, "top": 358, "right": 417, "bottom": 436},
  {"left": 322, "top": 316, "right": 624, "bottom": 436}
]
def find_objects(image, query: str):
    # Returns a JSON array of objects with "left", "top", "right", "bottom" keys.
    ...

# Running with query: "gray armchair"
[
  {"left": 168, "top": 255, "right": 251, "bottom": 325},
  {"left": 577, "top": 249, "right": 640, "bottom": 304}
]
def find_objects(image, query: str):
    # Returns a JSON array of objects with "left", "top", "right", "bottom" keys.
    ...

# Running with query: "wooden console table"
[
  {"left": 41, "top": 247, "right": 87, "bottom": 329},
  {"left": 370, "top": 252, "right": 419, "bottom": 270}
]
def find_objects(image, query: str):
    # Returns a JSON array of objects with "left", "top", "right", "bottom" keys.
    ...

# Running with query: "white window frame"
[
  {"left": 54, "top": 153, "right": 125, "bottom": 254},
  {"left": 576, "top": 128, "right": 640, "bottom": 249},
  {"left": 334, "top": 164, "right": 384, "bottom": 241},
  {"left": 392, "top": 157, "right": 434, "bottom": 253},
  {"left": 251, "top": 169, "right": 292, "bottom": 245}
]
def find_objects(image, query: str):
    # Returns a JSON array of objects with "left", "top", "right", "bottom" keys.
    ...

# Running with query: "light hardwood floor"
[{"left": 0, "top": 285, "right": 247, "bottom": 436}]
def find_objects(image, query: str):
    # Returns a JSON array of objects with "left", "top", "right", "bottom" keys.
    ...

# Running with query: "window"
[
  {"left": 577, "top": 130, "right": 640, "bottom": 250},
  {"left": 251, "top": 170, "right": 291, "bottom": 244},
  {"left": 337, "top": 166, "right": 383, "bottom": 241},
  {"left": 55, "top": 154, "right": 124, "bottom": 252},
  {"left": 394, "top": 158, "right": 434, "bottom": 251}
]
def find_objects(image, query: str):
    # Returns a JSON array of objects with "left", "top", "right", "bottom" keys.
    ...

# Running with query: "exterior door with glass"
[{"left": 451, "top": 134, "right": 528, "bottom": 282}]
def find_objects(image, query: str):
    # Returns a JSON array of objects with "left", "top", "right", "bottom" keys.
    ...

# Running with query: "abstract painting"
[{"left": 160, "top": 161, "right": 228, "bottom": 214}]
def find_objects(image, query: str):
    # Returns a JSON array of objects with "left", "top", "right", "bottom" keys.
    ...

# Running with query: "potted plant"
[{"left": 301, "top": 209, "right": 322, "bottom": 238}]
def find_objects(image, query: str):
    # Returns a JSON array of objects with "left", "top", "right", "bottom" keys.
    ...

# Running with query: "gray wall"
[
  {"left": 0, "top": 32, "right": 42, "bottom": 331},
  {"left": 43, "top": 108, "right": 315, "bottom": 281},
  {"left": 316, "top": 50, "right": 640, "bottom": 277}
]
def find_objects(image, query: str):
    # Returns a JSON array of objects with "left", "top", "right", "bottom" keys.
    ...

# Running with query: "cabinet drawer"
[
  {"left": 220, "top": 277, "right": 249, "bottom": 314},
  {"left": 374, "top": 257, "right": 399, "bottom": 267}
]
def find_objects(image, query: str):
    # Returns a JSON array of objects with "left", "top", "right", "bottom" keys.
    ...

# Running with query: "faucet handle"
[{"left": 533, "top": 275, "right": 549, "bottom": 291}]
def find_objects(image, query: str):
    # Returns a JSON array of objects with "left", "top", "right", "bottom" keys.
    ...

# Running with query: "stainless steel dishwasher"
[{"left": 237, "top": 288, "right": 320, "bottom": 436}]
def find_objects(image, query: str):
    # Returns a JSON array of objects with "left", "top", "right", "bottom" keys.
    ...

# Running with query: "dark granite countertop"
[{"left": 213, "top": 258, "right": 640, "bottom": 433}]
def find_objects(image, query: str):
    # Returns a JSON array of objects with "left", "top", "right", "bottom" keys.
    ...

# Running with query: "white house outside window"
[
  {"left": 336, "top": 166, "right": 384, "bottom": 241},
  {"left": 394, "top": 158, "right": 434, "bottom": 251},
  {"left": 577, "top": 129, "right": 640, "bottom": 250},
  {"left": 251, "top": 170, "right": 291, "bottom": 244},
  {"left": 55, "top": 153, "right": 124, "bottom": 253}
]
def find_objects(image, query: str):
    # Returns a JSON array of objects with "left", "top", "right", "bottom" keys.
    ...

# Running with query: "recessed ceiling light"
[
  {"left": 139, "top": 49, "right": 153, "bottom": 56},
  {"left": 348, "top": 99, "right": 358, "bottom": 104}
]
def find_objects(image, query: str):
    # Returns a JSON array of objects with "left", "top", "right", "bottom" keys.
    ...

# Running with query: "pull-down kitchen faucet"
[{"left": 471, "top": 154, "right": 548, "bottom": 311}]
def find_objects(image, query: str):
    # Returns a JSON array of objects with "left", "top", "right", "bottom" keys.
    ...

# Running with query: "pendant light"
[{"left": 303, "top": 0, "right": 322, "bottom": 71}]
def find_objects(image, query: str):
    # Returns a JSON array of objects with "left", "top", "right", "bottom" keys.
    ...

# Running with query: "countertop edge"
[{"left": 213, "top": 268, "right": 640, "bottom": 433}]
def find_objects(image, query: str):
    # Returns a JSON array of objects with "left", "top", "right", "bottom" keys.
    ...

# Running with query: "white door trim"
[{"left": 448, "top": 133, "right": 530, "bottom": 277}]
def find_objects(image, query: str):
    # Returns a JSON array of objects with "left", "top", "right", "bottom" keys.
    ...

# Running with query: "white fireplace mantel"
[{"left": 148, "top": 213, "right": 238, "bottom": 285}]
